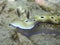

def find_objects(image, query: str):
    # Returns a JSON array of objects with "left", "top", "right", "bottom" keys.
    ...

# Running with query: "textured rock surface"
[
  {"left": 0, "top": 0, "right": 60, "bottom": 45},
  {"left": 30, "top": 34, "right": 60, "bottom": 45}
]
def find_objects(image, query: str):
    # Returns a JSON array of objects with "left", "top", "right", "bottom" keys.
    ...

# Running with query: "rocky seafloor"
[{"left": 0, "top": 0, "right": 60, "bottom": 45}]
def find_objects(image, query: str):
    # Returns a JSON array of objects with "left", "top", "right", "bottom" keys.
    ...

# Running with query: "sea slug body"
[
  {"left": 34, "top": 15, "right": 60, "bottom": 24},
  {"left": 10, "top": 19, "right": 35, "bottom": 29},
  {"left": 10, "top": 14, "right": 60, "bottom": 29}
]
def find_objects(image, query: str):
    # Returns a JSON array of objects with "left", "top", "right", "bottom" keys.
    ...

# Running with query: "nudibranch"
[
  {"left": 10, "top": 14, "right": 60, "bottom": 29},
  {"left": 34, "top": 14, "right": 60, "bottom": 24},
  {"left": 10, "top": 19, "right": 35, "bottom": 29}
]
